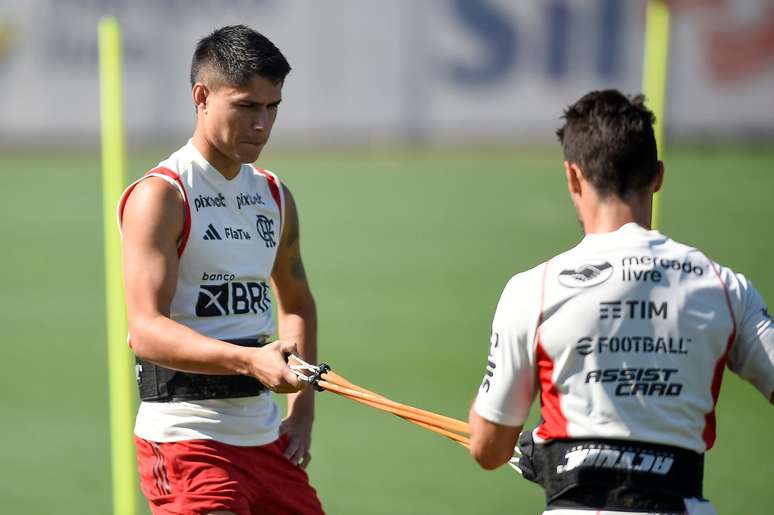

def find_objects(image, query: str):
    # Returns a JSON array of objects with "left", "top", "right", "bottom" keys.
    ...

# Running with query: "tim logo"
[
  {"left": 600, "top": 300, "right": 668, "bottom": 320},
  {"left": 558, "top": 261, "right": 613, "bottom": 288},
  {"left": 255, "top": 215, "right": 276, "bottom": 248},
  {"left": 196, "top": 282, "right": 270, "bottom": 317}
]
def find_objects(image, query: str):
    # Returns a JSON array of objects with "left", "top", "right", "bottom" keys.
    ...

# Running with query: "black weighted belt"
[
  {"left": 516, "top": 432, "right": 704, "bottom": 513},
  {"left": 136, "top": 337, "right": 270, "bottom": 402}
]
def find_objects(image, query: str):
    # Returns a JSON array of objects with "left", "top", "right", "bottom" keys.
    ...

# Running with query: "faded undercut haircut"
[
  {"left": 190, "top": 25, "right": 291, "bottom": 88},
  {"left": 556, "top": 89, "right": 658, "bottom": 198}
]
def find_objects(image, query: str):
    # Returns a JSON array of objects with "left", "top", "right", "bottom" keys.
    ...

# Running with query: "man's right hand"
[{"left": 246, "top": 340, "right": 304, "bottom": 393}]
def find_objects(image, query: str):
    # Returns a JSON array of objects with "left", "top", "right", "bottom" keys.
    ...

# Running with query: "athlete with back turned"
[
  {"left": 468, "top": 90, "right": 773, "bottom": 515},
  {"left": 120, "top": 25, "right": 324, "bottom": 514}
]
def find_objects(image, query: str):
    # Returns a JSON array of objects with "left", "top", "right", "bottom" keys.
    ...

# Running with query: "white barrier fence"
[{"left": 0, "top": 0, "right": 772, "bottom": 143}]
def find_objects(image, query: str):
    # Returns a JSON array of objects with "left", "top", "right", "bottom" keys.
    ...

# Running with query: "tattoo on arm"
[
  {"left": 286, "top": 206, "right": 300, "bottom": 247},
  {"left": 291, "top": 254, "right": 307, "bottom": 280},
  {"left": 282, "top": 188, "right": 306, "bottom": 281}
]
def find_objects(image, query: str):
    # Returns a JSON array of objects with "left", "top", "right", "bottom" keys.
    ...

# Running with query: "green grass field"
[{"left": 1, "top": 145, "right": 772, "bottom": 514}]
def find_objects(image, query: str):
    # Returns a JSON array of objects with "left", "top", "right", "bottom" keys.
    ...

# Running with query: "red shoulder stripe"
[
  {"left": 702, "top": 258, "right": 737, "bottom": 450},
  {"left": 118, "top": 167, "right": 191, "bottom": 258},
  {"left": 535, "top": 260, "right": 569, "bottom": 440},
  {"left": 253, "top": 167, "right": 282, "bottom": 225}
]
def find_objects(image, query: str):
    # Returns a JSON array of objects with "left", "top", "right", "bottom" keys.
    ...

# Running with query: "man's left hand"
[{"left": 280, "top": 394, "right": 314, "bottom": 468}]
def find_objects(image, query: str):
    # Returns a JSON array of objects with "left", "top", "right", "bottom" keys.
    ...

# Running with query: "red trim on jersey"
[
  {"left": 535, "top": 260, "right": 569, "bottom": 440},
  {"left": 117, "top": 182, "right": 140, "bottom": 224},
  {"left": 536, "top": 336, "right": 569, "bottom": 439},
  {"left": 702, "top": 259, "right": 737, "bottom": 450},
  {"left": 118, "top": 167, "right": 192, "bottom": 258},
  {"left": 150, "top": 167, "right": 192, "bottom": 257},
  {"left": 253, "top": 166, "right": 283, "bottom": 225}
]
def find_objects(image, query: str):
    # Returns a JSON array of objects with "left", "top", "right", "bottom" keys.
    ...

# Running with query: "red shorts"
[{"left": 135, "top": 435, "right": 324, "bottom": 515}]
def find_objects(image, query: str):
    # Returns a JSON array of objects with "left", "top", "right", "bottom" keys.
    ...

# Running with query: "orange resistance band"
[{"left": 316, "top": 368, "right": 471, "bottom": 449}]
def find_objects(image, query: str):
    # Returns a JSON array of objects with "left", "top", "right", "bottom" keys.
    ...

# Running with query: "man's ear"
[
  {"left": 653, "top": 161, "right": 665, "bottom": 193},
  {"left": 565, "top": 161, "right": 583, "bottom": 196},
  {"left": 192, "top": 83, "right": 209, "bottom": 112}
]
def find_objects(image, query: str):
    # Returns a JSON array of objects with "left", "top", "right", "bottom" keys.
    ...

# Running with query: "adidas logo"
[{"left": 203, "top": 224, "right": 222, "bottom": 241}]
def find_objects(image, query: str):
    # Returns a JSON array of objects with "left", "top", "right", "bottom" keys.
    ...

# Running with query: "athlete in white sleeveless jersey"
[
  {"left": 468, "top": 91, "right": 773, "bottom": 515},
  {"left": 120, "top": 26, "right": 323, "bottom": 515},
  {"left": 119, "top": 140, "right": 287, "bottom": 446}
]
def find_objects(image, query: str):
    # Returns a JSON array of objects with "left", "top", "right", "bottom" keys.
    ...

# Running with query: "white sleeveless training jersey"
[
  {"left": 475, "top": 223, "right": 773, "bottom": 454},
  {"left": 118, "top": 140, "right": 285, "bottom": 446}
]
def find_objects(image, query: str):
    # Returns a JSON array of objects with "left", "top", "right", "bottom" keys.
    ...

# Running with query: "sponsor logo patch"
[
  {"left": 203, "top": 224, "right": 222, "bottom": 241},
  {"left": 236, "top": 192, "right": 265, "bottom": 210},
  {"left": 576, "top": 337, "right": 593, "bottom": 356},
  {"left": 557, "top": 443, "right": 675, "bottom": 475},
  {"left": 201, "top": 272, "right": 236, "bottom": 282},
  {"left": 195, "top": 281, "right": 271, "bottom": 317},
  {"left": 558, "top": 261, "right": 613, "bottom": 288},
  {"left": 480, "top": 333, "right": 499, "bottom": 393},
  {"left": 585, "top": 367, "right": 683, "bottom": 396},
  {"left": 575, "top": 336, "right": 690, "bottom": 356},
  {"left": 202, "top": 224, "right": 252, "bottom": 241},
  {"left": 194, "top": 193, "right": 227, "bottom": 211},
  {"left": 600, "top": 300, "right": 668, "bottom": 320},
  {"left": 621, "top": 255, "right": 704, "bottom": 282},
  {"left": 224, "top": 227, "right": 251, "bottom": 240}
]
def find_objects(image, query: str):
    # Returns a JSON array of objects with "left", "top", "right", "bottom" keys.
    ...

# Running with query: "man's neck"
[
  {"left": 191, "top": 130, "right": 241, "bottom": 180},
  {"left": 582, "top": 196, "right": 652, "bottom": 234}
]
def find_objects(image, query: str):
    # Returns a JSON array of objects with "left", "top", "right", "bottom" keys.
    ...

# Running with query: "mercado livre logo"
[{"left": 558, "top": 261, "right": 614, "bottom": 288}]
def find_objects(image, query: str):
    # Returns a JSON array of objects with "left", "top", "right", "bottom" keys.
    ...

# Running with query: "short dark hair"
[
  {"left": 556, "top": 89, "right": 658, "bottom": 198},
  {"left": 190, "top": 25, "right": 291, "bottom": 87}
]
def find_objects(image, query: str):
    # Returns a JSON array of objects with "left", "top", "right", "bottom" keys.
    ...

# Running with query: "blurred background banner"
[{"left": 1, "top": 0, "right": 773, "bottom": 146}]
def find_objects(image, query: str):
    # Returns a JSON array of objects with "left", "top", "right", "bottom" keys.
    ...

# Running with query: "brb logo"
[
  {"left": 255, "top": 215, "right": 276, "bottom": 248},
  {"left": 196, "top": 281, "right": 270, "bottom": 317}
]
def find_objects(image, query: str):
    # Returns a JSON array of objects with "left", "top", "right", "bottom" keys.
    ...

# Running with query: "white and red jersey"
[
  {"left": 118, "top": 140, "right": 286, "bottom": 446},
  {"left": 474, "top": 223, "right": 774, "bottom": 454}
]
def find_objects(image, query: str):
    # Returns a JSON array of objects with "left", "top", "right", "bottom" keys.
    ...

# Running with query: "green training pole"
[
  {"left": 99, "top": 16, "right": 138, "bottom": 515},
  {"left": 642, "top": 0, "right": 671, "bottom": 230}
]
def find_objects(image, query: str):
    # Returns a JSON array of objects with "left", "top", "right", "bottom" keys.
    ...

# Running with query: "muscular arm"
[
  {"left": 469, "top": 406, "right": 522, "bottom": 470},
  {"left": 724, "top": 271, "right": 774, "bottom": 405},
  {"left": 121, "top": 177, "right": 300, "bottom": 392},
  {"left": 270, "top": 186, "right": 318, "bottom": 465},
  {"left": 468, "top": 271, "right": 541, "bottom": 470}
]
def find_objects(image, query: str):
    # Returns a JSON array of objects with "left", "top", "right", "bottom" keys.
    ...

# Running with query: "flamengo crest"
[{"left": 255, "top": 215, "right": 276, "bottom": 248}]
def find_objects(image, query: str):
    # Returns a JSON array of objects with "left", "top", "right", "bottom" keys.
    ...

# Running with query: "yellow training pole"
[
  {"left": 642, "top": 0, "right": 672, "bottom": 230},
  {"left": 99, "top": 16, "right": 139, "bottom": 515}
]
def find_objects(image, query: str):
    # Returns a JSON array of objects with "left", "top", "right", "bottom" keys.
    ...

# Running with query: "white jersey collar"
[
  {"left": 185, "top": 139, "right": 244, "bottom": 184},
  {"left": 578, "top": 222, "right": 665, "bottom": 248}
]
